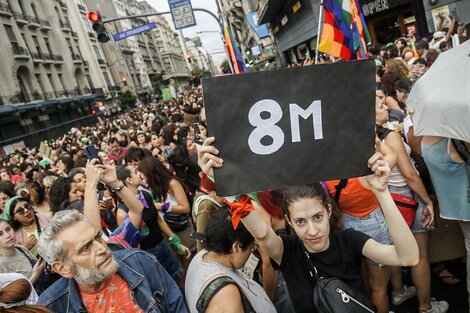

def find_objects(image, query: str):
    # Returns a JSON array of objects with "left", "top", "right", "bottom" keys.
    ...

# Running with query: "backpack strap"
[
  {"left": 451, "top": 139, "right": 470, "bottom": 202},
  {"left": 15, "top": 247, "right": 36, "bottom": 267},
  {"left": 193, "top": 194, "right": 221, "bottom": 217},
  {"left": 196, "top": 276, "right": 255, "bottom": 313},
  {"left": 334, "top": 179, "right": 349, "bottom": 204}
]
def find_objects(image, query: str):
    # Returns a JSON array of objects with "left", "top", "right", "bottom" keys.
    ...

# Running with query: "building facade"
[
  {"left": 0, "top": 0, "right": 116, "bottom": 147},
  {"left": 220, "top": 0, "right": 279, "bottom": 70},
  {"left": 185, "top": 36, "right": 217, "bottom": 74},
  {"left": 257, "top": 0, "right": 470, "bottom": 66},
  {"left": 0, "top": 0, "right": 193, "bottom": 148}
]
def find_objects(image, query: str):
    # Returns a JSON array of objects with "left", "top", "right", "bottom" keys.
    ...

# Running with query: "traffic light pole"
[{"left": 101, "top": 8, "right": 235, "bottom": 74}]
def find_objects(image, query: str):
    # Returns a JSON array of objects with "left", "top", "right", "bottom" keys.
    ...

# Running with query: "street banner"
[
  {"left": 161, "top": 88, "right": 171, "bottom": 101},
  {"left": 203, "top": 60, "right": 376, "bottom": 196},
  {"left": 431, "top": 5, "right": 450, "bottom": 31}
]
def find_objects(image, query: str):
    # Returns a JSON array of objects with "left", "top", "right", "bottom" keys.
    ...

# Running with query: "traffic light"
[{"left": 87, "top": 11, "right": 110, "bottom": 43}]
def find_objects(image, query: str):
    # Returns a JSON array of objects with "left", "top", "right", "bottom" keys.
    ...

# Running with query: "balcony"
[
  {"left": 0, "top": 1, "right": 12, "bottom": 16},
  {"left": 92, "top": 88, "right": 104, "bottom": 95},
  {"left": 39, "top": 19, "right": 51, "bottom": 30},
  {"left": 71, "top": 31, "right": 78, "bottom": 38},
  {"left": 108, "top": 85, "right": 121, "bottom": 92},
  {"left": 59, "top": 89, "right": 79, "bottom": 97},
  {"left": 59, "top": 20, "right": 71, "bottom": 31},
  {"left": 31, "top": 52, "right": 43, "bottom": 62},
  {"left": 97, "top": 58, "right": 106, "bottom": 65},
  {"left": 11, "top": 44, "right": 29, "bottom": 59},
  {"left": 120, "top": 44, "right": 135, "bottom": 54},
  {"left": 43, "top": 53, "right": 54, "bottom": 63},
  {"left": 77, "top": 3, "right": 86, "bottom": 12},
  {"left": 72, "top": 53, "right": 82, "bottom": 63},
  {"left": 26, "top": 15, "right": 41, "bottom": 28},
  {"left": 43, "top": 92, "right": 56, "bottom": 100},
  {"left": 52, "top": 54, "right": 64, "bottom": 64},
  {"left": 12, "top": 11, "right": 27, "bottom": 25}
]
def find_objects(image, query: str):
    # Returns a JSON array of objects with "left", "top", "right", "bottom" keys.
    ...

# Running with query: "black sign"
[{"left": 203, "top": 60, "right": 376, "bottom": 196}]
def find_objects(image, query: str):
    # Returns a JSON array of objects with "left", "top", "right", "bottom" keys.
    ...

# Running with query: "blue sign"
[
  {"left": 113, "top": 22, "right": 156, "bottom": 41},
  {"left": 246, "top": 12, "right": 269, "bottom": 39},
  {"left": 168, "top": 0, "right": 196, "bottom": 30}
]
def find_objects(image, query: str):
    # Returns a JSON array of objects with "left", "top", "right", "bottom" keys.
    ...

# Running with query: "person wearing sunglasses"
[{"left": 4, "top": 196, "right": 47, "bottom": 258}]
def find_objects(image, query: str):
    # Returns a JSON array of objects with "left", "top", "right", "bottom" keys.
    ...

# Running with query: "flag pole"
[{"left": 314, "top": 0, "right": 324, "bottom": 64}]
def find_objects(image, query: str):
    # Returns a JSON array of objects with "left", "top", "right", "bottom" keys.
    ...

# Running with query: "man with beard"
[{"left": 37, "top": 210, "right": 188, "bottom": 312}]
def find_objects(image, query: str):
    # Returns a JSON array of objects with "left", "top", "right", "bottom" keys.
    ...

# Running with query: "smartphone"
[
  {"left": 190, "top": 231, "right": 206, "bottom": 242},
  {"left": 193, "top": 122, "right": 200, "bottom": 137},
  {"left": 84, "top": 144, "right": 99, "bottom": 161}
]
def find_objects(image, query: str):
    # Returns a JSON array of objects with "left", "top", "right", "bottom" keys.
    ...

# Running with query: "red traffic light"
[{"left": 87, "top": 11, "right": 100, "bottom": 23}]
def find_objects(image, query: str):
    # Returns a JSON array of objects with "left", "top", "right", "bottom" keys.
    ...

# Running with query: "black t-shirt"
[
  {"left": 118, "top": 190, "right": 163, "bottom": 250},
  {"left": 272, "top": 229, "right": 371, "bottom": 313}
]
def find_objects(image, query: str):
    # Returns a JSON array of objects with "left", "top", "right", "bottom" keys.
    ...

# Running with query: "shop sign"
[
  {"left": 362, "top": 0, "right": 389, "bottom": 16},
  {"left": 292, "top": 1, "right": 301, "bottom": 13},
  {"left": 404, "top": 16, "right": 416, "bottom": 24},
  {"left": 407, "top": 25, "right": 417, "bottom": 34},
  {"left": 281, "top": 15, "right": 288, "bottom": 26}
]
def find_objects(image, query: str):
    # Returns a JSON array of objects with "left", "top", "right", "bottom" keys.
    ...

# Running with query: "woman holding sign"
[{"left": 198, "top": 137, "right": 419, "bottom": 313}]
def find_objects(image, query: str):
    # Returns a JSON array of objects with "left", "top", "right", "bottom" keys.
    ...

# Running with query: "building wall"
[
  {"left": 0, "top": 0, "right": 111, "bottom": 104},
  {"left": 423, "top": 0, "right": 470, "bottom": 33},
  {"left": 221, "top": 0, "right": 279, "bottom": 68}
]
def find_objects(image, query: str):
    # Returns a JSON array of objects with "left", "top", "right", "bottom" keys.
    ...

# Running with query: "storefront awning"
[{"left": 258, "top": 0, "right": 284, "bottom": 25}]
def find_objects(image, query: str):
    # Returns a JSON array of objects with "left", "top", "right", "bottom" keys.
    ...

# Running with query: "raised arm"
[
  {"left": 84, "top": 159, "right": 103, "bottom": 231},
  {"left": 362, "top": 141, "right": 419, "bottom": 266},
  {"left": 99, "top": 165, "right": 144, "bottom": 229},
  {"left": 198, "top": 137, "right": 284, "bottom": 264}
]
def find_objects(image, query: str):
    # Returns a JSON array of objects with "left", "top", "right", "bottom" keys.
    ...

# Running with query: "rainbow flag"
[
  {"left": 224, "top": 26, "right": 247, "bottom": 74},
  {"left": 318, "top": 0, "right": 371, "bottom": 60}
]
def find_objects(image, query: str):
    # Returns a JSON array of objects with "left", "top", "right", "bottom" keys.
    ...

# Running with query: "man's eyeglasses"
[{"left": 14, "top": 204, "right": 33, "bottom": 215}]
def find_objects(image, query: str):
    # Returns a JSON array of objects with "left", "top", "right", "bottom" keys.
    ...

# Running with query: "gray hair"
[{"left": 38, "top": 210, "right": 87, "bottom": 264}]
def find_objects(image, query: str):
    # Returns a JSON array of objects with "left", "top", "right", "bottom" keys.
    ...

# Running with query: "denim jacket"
[{"left": 38, "top": 249, "right": 188, "bottom": 313}]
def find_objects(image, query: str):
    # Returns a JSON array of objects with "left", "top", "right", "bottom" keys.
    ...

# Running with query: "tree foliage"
[{"left": 119, "top": 90, "right": 137, "bottom": 109}]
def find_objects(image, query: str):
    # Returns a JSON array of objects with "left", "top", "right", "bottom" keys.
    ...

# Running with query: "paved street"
[{"left": 393, "top": 260, "right": 468, "bottom": 313}]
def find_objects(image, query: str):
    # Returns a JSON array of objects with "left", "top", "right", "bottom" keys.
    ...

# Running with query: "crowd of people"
[{"left": 0, "top": 15, "right": 468, "bottom": 313}]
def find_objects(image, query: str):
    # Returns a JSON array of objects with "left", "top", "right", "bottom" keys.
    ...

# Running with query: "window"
[
  {"left": 31, "top": 3, "right": 40, "bottom": 19},
  {"left": 18, "top": 0, "right": 27, "bottom": 15},
  {"left": 44, "top": 38, "right": 53, "bottom": 56},
  {"left": 35, "top": 74, "right": 44, "bottom": 97},
  {"left": 32, "top": 35, "right": 41, "bottom": 54},
  {"left": 4, "top": 24, "right": 16, "bottom": 42},
  {"left": 93, "top": 45, "right": 102, "bottom": 59},
  {"left": 47, "top": 74, "right": 56, "bottom": 93},
  {"left": 66, "top": 38, "right": 74, "bottom": 55},
  {"left": 86, "top": 74, "right": 94, "bottom": 89},
  {"left": 82, "top": 17, "right": 91, "bottom": 33}
]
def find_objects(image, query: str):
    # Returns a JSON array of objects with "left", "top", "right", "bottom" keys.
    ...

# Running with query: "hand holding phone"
[{"left": 84, "top": 144, "right": 100, "bottom": 163}]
